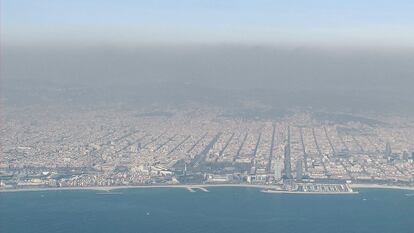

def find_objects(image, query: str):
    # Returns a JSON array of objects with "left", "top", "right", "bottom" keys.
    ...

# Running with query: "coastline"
[
  {"left": 349, "top": 183, "right": 414, "bottom": 191},
  {"left": 1, "top": 183, "right": 413, "bottom": 193},
  {"left": 0, "top": 184, "right": 276, "bottom": 193}
]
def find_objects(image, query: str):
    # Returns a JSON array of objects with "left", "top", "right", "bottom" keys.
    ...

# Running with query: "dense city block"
[{"left": 1, "top": 106, "right": 413, "bottom": 192}]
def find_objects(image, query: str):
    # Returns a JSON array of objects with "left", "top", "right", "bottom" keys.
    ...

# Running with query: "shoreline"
[
  {"left": 1, "top": 183, "right": 413, "bottom": 193},
  {"left": 349, "top": 183, "right": 414, "bottom": 191},
  {"left": 0, "top": 184, "right": 274, "bottom": 193}
]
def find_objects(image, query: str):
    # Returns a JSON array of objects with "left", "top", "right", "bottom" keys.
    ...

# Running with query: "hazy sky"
[
  {"left": 2, "top": 0, "right": 414, "bottom": 47},
  {"left": 1, "top": 1, "right": 414, "bottom": 113}
]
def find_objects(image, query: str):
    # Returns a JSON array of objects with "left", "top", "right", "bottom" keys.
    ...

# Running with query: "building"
[
  {"left": 296, "top": 159, "right": 303, "bottom": 180},
  {"left": 385, "top": 142, "right": 392, "bottom": 158},
  {"left": 274, "top": 157, "right": 283, "bottom": 181},
  {"left": 283, "top": 127, "right": 292, "bottom": 179}
]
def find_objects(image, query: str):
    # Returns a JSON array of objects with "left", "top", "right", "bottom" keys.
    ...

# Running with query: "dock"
[
  {"left": 185, "top": 186, "right": 209, "bottom": 192},
  {"left": 196, "top": 187, "right": 209, "bottom": 192},
  {"left": 186, "top": 187, "right": 196, "bottom": 192}
]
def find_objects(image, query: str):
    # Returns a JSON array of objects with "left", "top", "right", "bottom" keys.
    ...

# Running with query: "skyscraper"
[
  {"left": 284, "top": 127, "right": 292, "bottom": 179},
  {"left": 274, "top": 157, "right": 283, "bottom": 181},
  {"left": 385, "top": 142, "right": 392, "bottom": 158},
  {"left": 296, "top": 159, "right": 303, "bottom": 180}
]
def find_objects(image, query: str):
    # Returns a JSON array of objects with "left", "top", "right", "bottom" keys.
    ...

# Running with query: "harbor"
[{"left": 261, "top": 183, "right": 357, "bottom": 194}]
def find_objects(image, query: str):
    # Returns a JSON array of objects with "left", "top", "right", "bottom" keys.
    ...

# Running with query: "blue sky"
[{"left": 2, "top": 0, "right": 414, "bottom": 47}]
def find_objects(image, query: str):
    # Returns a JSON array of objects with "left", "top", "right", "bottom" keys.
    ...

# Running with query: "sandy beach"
[
  {"left": 0, "top": 184, "right": 277, "bottom": 193},
  {"left": 349, "top": 183, "right": 414, "bottom": 191},
  {"left": 1, "top": 183, "right": 413, "bottom": 193}
]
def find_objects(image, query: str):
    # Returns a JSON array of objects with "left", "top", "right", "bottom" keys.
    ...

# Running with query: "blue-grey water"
[{"left": 0, "top": 188, "right": 413, "bottom": 233}]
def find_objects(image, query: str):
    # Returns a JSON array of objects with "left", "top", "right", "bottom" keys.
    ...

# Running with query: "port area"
[{"left": 261, "top": 183, "right": 357, "bottom": 195}]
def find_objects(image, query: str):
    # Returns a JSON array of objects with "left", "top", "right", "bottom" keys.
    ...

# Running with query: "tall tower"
[
  {"left": 385, "top": 142, "right": 392, "bottom": 158},
  {"left": 184, "top": 162, "right": 187, "bottom": 176},
  {"left": 274, "top": 157, "right": 283, "bottom": 181},
  {"left": 284, "top": 126, "right": 292, "bottom": 179},
  {"left": 296, "top": 159, "right": 303, "bottom": 180}
]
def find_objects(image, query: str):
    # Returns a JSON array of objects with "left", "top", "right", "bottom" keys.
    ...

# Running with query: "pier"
[{"left": 185, "top": 186, "right": 210, "bottom": 192}]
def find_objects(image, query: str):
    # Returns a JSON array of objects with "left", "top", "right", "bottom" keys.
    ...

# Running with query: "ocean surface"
[{"left": 0, "top": 187, "right": 413, "bottom": 233}]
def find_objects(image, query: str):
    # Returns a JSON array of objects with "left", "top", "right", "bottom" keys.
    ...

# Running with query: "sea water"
[{"left": 0, "top": 187, "right": 413, "bottom": 233}]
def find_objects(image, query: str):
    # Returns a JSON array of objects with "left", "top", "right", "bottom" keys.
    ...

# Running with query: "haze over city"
[
  {"left": 2, "top": 1, "right": 414, "bottom": 114},
  {"left": 1, "top": 1, "right": 414, "bottom": 233}
]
